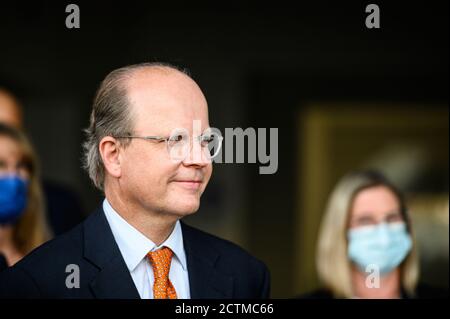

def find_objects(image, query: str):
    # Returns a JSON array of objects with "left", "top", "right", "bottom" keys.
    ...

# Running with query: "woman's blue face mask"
[
  {"left": 347, "top": 222, "right": 412, "bottom": 275},
  {"left": 0, "top": 174, "right": 28, "bottom": 224}
]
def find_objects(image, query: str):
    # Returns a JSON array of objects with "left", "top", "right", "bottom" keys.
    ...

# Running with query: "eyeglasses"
[
  {"left": 114, "top": 128, "right": 223, "bottom": 162},
  {"left": 349, "top": 211, "right": 405, "bottom": 229}
]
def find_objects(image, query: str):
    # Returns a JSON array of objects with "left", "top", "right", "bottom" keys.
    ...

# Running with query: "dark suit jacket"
[
  {"left": 0, "top": 254, "right": 6, "bottom": 272},
  {"left": 0, "top": 207, "right": 270, "bottom": 299},
  {"left": 43, "top": 180, "right": 85, "bottom": 236}
]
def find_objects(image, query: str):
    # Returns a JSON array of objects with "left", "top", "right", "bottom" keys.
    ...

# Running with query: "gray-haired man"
[{"left": 0, "top": 63, "right": 270, "bottom": 299}]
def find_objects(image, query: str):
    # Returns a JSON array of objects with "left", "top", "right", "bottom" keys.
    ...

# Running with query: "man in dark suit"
[{"left": 0, "top": 62, "right": 270, "bottom": 299}]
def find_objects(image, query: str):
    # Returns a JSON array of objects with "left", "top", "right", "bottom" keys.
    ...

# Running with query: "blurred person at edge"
[
  {"left": 0, "top": 88, "right": 22, "bottom": 128},
  {"left": 0, "top": 87, "right": 85, "bottom": 235},
  {"left": 301, "top": 170, "right": 447, "bottom": 299},
  {"left": 0, "top": 123, "right": 51, "bottom": 270}
]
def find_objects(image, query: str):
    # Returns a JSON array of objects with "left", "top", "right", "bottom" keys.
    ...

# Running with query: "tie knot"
[{"left": 147, "top": 247, "right": 174, "bottom": 281}]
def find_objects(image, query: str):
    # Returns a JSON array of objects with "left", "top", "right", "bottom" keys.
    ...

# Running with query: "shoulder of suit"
[
  {"left": 181, "top": 221, "right": 268, "bottom": 270},
  {"left": 15, "top": 215, "right": 269, "bottom": 274},
  {"left": 12, "top": 220, "right": 84, "bottom": 273}
]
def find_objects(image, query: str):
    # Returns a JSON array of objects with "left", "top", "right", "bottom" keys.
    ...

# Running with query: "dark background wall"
[{"left": 1, "top": 1, "right": 448, "bottom": 297}]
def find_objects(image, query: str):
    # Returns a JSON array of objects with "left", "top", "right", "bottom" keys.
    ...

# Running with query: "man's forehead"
[
  {"left": 132, "top": 116, "right": 211, "bottom": 135},
  {"left": 125, "top": 69, "right": 209, "bottom": 133},
  {"left": 127, "top": 67, "right": 204, "bottom": 102},
  {"left": 126, "top": 66, "right": 196, "bottom": 91},
  {"left": 131, "top": 100, "right": 209, "bottom": 130},
  {"left": 127, "top": 67, "right": 206, "bottom": 104}
]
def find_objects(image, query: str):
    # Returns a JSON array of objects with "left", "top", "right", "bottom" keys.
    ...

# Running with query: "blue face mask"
[
  {"left": 347, "top": 222, "right": 412, "bottom": 275},
  {"left": 0, "top": 175, "right": 28, "bottom": 225}
]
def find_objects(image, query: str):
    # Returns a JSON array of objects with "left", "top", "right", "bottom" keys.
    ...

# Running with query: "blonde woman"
[
  {"left": 0, "top": 123, "right": 51, "bottom": 267},
  {"left": 309, "top": 170, "right": 424, "bottom": 298}
]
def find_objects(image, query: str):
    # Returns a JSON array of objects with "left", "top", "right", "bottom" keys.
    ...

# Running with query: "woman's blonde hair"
[
  {"left": 0, "top": 123, "right": 52, "bottom": 254},
  {"left": 316, "top": 170, "right": 419, "bottom": 298}
]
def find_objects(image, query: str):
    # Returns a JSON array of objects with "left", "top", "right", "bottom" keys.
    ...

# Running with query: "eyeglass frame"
[{"left": 113, "top": 132, "right": 223, "bottom": 162}]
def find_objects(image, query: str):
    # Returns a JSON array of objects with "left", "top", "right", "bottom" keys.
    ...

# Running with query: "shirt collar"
[{"left": 102, "top": 198, "right": 187, "bottom": 272}]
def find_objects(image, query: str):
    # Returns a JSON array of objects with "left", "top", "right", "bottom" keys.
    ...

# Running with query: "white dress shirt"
[{"left": 102, "top": 199, "right": 190, "bottom": 299}]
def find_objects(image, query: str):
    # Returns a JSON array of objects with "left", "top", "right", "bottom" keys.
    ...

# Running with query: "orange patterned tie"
[{"left": 147, "top": 247, "right": 178, "bottom": 299}]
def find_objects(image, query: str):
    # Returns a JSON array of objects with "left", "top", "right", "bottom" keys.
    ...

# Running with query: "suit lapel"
[
  {"left": 83, "top": 207, "right": 140, "bottom": 299},
  {"left": 181, "top": 222, "right": 234, "bottom": 299},
  {"left": 82, "top": 208, "right": 233, "bottom": 299}
]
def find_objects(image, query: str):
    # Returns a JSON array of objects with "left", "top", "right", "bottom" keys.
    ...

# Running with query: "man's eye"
[
  {"left": 169, "top": 134, "right": 184, "bottom": 142},
  {"left": 200, "top": 135, "right": 214, "bottom": 145}
]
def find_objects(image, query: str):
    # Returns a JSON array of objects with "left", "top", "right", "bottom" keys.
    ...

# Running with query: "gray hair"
[{"left": 82, "top": 62, "right": 189, "bottom": 190}]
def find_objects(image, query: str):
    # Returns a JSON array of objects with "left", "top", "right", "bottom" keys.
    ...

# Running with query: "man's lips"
[{"left": 172, "top": 180, "right": 203, "bottom": 190}]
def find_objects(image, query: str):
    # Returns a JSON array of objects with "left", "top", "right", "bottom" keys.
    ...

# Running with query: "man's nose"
[{"left": 182, "top": 140, "right": 210, "bottom": 167}]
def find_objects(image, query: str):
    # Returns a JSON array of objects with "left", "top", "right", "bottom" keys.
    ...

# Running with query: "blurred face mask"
[
  {"left": 347, "top": 222, "right": 412, "bottom": 275},
  {"left": 0, "top": 175, "right": 28, "bottom": 225}
]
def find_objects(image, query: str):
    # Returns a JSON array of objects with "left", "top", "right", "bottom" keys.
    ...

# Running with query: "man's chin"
[{"left": 168, "top": 200, "right": 200, "bottom": 218}]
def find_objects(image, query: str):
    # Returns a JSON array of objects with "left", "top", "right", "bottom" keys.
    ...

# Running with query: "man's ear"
[{"left": 99, "top": 136, "right": 122, "bottom": 178}]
